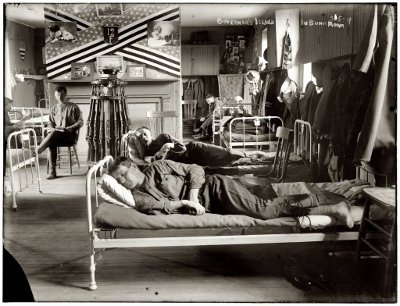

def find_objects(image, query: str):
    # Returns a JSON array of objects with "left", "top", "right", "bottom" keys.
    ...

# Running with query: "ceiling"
[{"left": 4, "top": 3, "right": 273, "bottom": 29}]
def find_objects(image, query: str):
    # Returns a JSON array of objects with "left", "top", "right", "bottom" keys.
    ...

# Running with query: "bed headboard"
[{"left": 86, "top": 155, "right": 114, "bottom": 233}]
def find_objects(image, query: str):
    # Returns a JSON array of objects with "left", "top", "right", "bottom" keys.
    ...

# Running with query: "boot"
[{"left": 47, "top": 167, "right": 57, "bottom": 180}]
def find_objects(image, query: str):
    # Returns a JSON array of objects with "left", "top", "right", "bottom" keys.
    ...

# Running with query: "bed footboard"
[
  {"left": 6, "top": 128, "right": 42, "bottom": 210},
  {"left": 220, "top": 115, "right": 283, "bottom": 151}
]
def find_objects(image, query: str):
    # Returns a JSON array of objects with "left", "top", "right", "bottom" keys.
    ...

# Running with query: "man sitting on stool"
[{"left": 37, "top": 86, "right": 83, "bottom": 179}]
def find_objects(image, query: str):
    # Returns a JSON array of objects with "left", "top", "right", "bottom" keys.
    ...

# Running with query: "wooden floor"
[{"left": 3, "top": 158, "right": 391, "bottom": 302}]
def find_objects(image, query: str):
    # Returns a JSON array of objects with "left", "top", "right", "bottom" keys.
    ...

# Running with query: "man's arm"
[
  {"left": 158, "top": 160, "right": 205, "bottom": 190},
  {"left": 48, "top": 106, "right": 56, "bottom": 129},
  {"left": 153, "top": 134, "right": 186, "bottom": 160},
  {"left": 66, "top": 105, "right": 83, "bottom": 132},
  {"left": 133, "top": 189, "right": 203, "bottom": 215}
]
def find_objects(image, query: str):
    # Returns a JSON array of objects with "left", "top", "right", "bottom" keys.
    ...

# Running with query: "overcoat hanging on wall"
[
  {"left": 299, "top": 81, "right": 321, "bottom": 125},
  {"left": 183, "top": 78, "right": 205, "bottom": 117},
  {"left": 312, "top": 66, "right": 335, "bottom": 134},
  {"left": 354, "top": 4, "right": 395, "bottom": 163}
]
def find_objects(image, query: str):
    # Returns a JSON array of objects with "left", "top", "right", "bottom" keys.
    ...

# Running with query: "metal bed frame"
[
  {"left": 219, "top": 115, "right": 283, "bottom": 151},
  {"left": 6, "top": 128, "right": 42, "bottom": 210},
  {"left": 10, "top": 107, "right": 49, "bottom": 144},
  {"left": 85, "top": 155, "right": 370, "bottom": 290},
  {"left": 212, "top": 103, "right": 253, "bottom": 144}
]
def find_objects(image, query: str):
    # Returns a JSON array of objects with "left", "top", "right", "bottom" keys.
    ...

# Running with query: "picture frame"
[
  {"left": 96, "top": 4, "right": 123, "bottom": 17},
  {"left": 225, "top": 40, "right": 232, "bottom": 49},
  {"left": 71, "top": 62, "right": 94, "bottom": 81},
  {"left": 126, "top": 64, "right": 146, "bottom": 79},
  {"left": 232, "top": 46, "right": 239, "bottom": 55},
  {"left": 239, "top": 39, "right": 246, "bottom": 49},
  {"left": 147, "top": 21, "right": 180, "bottom": 48},
  {"left": 45, "top": 21, "right": 77, "bottom": 46},
  {"left": 96, "top": 55, "right": 123, "bottom": 74}
]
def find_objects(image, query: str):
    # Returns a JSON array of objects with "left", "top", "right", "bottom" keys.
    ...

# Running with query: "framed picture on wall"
[
  {"left": 45, "top": 21, "right": 77, "bottom": 46},
  {"left": 96, "top": 55, "right": 123, "bottom": 74},
  {"left": 147, "top": 21, "right": 180, "bottom": 48},
  {"left": 96, "top": 4, "right": 123, "bottom": 17},
  {"left": 71, "top": 62, "right": 95, "bottom": 81},
  {"left": 127, "top": 64, "right": 146, "bottom": 79}
]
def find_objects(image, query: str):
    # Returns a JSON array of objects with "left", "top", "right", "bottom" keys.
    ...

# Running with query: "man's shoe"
[{"left": 47, "top": 171, "right": 57, "bottom": 180}]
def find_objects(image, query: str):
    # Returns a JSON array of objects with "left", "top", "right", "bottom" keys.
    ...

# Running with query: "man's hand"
[
  {"left": 161, "top": 142, "right": 174, "bottom": 150},
  {"left": 199, "top": 117, "right": 206, "bottom": 122},
  {"left": 144, "top": 156, "right": 153, "bottom": 163},
  {"left": 181, "top": 200, "right": 205, "bottom": 215}
]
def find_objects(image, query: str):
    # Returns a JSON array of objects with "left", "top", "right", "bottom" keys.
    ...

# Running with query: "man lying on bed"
[
  {"left": 127, "top": 127, "right": 247, "bottom": 167},
  {"left": 108, "top": 156, "right": 354, "bottom": 228}
]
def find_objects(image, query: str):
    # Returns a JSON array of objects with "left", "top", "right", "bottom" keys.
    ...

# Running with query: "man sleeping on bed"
[
  {"left": 108, "top": 156, "right": 354, "bottom": 228},
  {"left": 126, "top": 127, "right": 247, "bottom": 167}
]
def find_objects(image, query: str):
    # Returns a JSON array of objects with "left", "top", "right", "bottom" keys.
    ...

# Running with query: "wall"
[
  {"left": 44, "top": 3, "right": 181, "bottom": 80},
  {"left": 5, "top": 21, "right": 37, "bottom": 107},
  {"left": 181, "top": 26, "right": 255, "bottom": 69}
]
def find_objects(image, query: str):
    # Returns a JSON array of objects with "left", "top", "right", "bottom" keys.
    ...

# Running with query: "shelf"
[{"left": 48, "top": 78, "right": 179, "bottom": 83}]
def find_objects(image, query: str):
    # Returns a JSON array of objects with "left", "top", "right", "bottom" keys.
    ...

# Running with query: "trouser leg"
[
  {"left": 186, "top": 142, "right": 245, "bottom": 167},
  {"left": 49, "top": 144, "right": 58, "bottom": 168},
  {"left": 38, "top": 131, "right": 76, "bottom": 170},
  {"left": 204, "top": 175, "right": 319, "bottom": 220}
]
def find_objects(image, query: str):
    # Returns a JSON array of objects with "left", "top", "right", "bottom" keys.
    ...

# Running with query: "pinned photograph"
[
  {"left": 71, "top": 62, "right": 94, "bottom": 81},
  {"left": 127, "top": 64, "right": 146, "bottom": 79},
  {"left": 147, "top": 21, "right": 180, "bottom": 48},
  {"left": 225, "top": 40, "right": 232, "bottom": 49},
  {"left": 96, "top": 4, "right": 123, "bottom": 17},
  {"left": 45, "top": 22, "right": 77, "bottom": 46}
]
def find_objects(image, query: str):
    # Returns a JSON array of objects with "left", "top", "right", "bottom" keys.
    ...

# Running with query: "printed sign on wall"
[{"left": 103, "top": 25, "right": 119, "bottom": 45}]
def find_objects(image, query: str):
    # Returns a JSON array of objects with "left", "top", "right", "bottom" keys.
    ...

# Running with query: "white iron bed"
[
  {"left": 10, "top": 107, "right": 50, "bottom": 144},
  {"left": 6, "top": 128, "right": 42, "bottom": 210},
  {"left": 85, "top": 155, "right": 378, "bottom": 290}
]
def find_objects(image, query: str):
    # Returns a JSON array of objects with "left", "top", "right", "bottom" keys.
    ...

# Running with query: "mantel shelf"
[{"left": 48, "top": 78, "right": 179, "bottom": 83}]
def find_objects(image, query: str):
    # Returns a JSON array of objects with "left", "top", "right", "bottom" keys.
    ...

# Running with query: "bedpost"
[{"left": 86, "top": 155, "right": 114, "bottom": 290}]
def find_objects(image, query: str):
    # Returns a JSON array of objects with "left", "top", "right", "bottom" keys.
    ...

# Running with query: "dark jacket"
[{"left": 133, "top": 160, "right": 205, "bottom": 214}]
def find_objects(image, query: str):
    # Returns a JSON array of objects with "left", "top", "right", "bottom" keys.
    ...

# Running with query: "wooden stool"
[
  {"left": 356, "top": 187, "right": 396, "bottom": 298},
  {"left": 47, "top": 145, "right": 81, "bottom": 175}
]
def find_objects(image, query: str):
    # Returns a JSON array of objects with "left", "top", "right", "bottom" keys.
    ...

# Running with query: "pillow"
[{"left": 97, "top": 174, "right": 135, "bottom": 208}]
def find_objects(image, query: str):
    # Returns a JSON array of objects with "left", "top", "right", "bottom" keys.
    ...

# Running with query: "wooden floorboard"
[{"left": 3, "top": 158, "right": 385, "bottom": 302}]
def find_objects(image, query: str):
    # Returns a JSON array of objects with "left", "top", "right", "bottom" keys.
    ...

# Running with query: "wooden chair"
[
  {"left": 146, "top": 110, "right": 179, "bottom": 138},
  {"left": 46, "top": 129, "right": 81, "bottom": 175},
  {"left": 182, "top": 100, "right": 197, "bottom": 136}
]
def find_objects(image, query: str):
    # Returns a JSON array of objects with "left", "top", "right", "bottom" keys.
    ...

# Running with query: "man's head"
[
  {"left": 4, "top": 98, "right": 13, "bottom": 113},
  {"left": 205, "top": 94, "right": 215, "bottom": 105},
  {"left": 136, "top": 126, "right": 153, "bottom": 147},
  {"left": 54, "top": 86, "right": 67, "bottom": 104},
  {"left": 109, "top": 156, "right": 144, "bottom": 189},
  {"left": 233, "top": 96, "right": 244, "bottom": 104}
]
